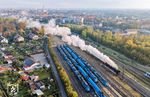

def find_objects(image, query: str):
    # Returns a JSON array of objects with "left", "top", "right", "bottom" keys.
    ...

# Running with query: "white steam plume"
[
  {"left": 18, "top": 17, "right": 42, "bottom": 29},
  {"left": 62, "top": 35, "right": 118, "bottom": 69},
  {"left": 18, "top": 18, "right": 118, "bottom": 70}
]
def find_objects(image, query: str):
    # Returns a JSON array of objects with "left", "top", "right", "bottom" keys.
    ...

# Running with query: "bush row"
[{"left": 48, "top": 38, "right": 78, "bottom": 97}]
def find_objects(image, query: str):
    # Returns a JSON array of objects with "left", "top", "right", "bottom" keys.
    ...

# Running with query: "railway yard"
[
  {"left": 85, "top": 39, "right": 150, "bottom": 96},
  {"left": 51, "top": 35, "right": 149, "bottom": 97}
]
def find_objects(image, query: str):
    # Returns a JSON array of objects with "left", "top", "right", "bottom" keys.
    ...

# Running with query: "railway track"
[
  {"left": 107, "top": 85, "right": 122, "bottom": 97},
  {"left": 54, "top": 47, "right": 94, "bottom": 97},
  {"left": 110, "top": 56, "right": 150, "bottom": 81},
  {"left": 74, "top": 44, "right": 150, "bottom": 97},
  {"left": 101, "top": 66, "right": 134, "bottom": 97},
  {"left": 83, "top": 38, "right": 150, "bottom": 96},
  {"left": 71, "top": 46, "right": 135, "bottom": 97},
  {"left": 52, "top": 36, "right": 144, "bottom": 97},
  {"left": 98, "top": 83, "right": 116, "bottom": 97},
  {"left": 52, "top": 36, "right": 97, "bottom": 97},
  {"left": 86, "top": 38, "right": 150, "bottom": 91},
  {"left": 85, "top": 36, "right": 150, "bottom": 82}
]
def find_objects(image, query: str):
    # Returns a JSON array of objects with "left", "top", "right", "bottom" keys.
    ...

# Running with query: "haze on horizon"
[{"left": 0, "top": 0, "right": 150, "bottom": 9}]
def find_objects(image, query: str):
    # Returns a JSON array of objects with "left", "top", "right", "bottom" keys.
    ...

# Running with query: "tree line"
[
  {"left": 48, "top": 37, "right": 78, "bottom": 97},
  {"left": 64, "top": 24, "right": 150, "bottom": 66}
]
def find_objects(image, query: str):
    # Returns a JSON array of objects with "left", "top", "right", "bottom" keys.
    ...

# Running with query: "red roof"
[
  {"left": 0, "top": 67, "right": 11, "bottom": 71},
  {"left": 21, "top": 75, "right": 29, "bottom": 81}
]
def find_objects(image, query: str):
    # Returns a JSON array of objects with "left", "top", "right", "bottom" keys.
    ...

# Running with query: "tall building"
[{"left": 81, "top": 17, "right": 84, "bottom": 25}]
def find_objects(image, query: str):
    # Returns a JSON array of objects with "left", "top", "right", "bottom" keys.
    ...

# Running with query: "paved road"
[{"left": 44, "top": 38, "right": 67, "bottom": 97}]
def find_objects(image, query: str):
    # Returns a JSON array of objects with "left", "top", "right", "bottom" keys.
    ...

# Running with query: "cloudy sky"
[{"left": 0, "top": 0, "right": 150, "bottom": 9}]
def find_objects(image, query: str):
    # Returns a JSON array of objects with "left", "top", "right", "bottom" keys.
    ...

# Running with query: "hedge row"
[{"left": 48, "top": 38, "right": 78, "bottom": 97}]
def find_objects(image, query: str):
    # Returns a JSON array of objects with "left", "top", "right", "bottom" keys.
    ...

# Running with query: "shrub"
[{"left": 48, "top": 38, "right": 78, "bottom": 97}]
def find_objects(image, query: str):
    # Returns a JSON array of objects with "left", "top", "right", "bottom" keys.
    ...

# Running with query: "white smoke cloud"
[
  {"left": 62, "top": 35, "right": 118, "bottom": 69},
  {"left": 18, "top": 17, "right": 42, "bottom": 29},
  {"left": 62, "top": 35, "right": 86, "bottom": 50},
  {"left": 45, "top": 26, "right": 71, "bottom": 36},
  {"left": 18, "top": 18, "right": 118, "bottom": 70},
  {"left": 18, "top": 18, "right": 71, "bottom": 36}
]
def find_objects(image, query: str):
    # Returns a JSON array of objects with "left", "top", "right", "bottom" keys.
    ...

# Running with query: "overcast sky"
[{"left": 0, "top": 0, "right": 150, "bottom": 9}]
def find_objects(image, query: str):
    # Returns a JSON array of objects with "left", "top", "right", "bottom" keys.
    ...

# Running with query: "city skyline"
[{"left": 0, "top": 0, "right": 150, "bottom": 9}]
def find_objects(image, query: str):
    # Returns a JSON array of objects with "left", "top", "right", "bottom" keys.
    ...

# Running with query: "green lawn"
[{"left": 29, "top": 69, "right": 50, "bottom": 80}]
